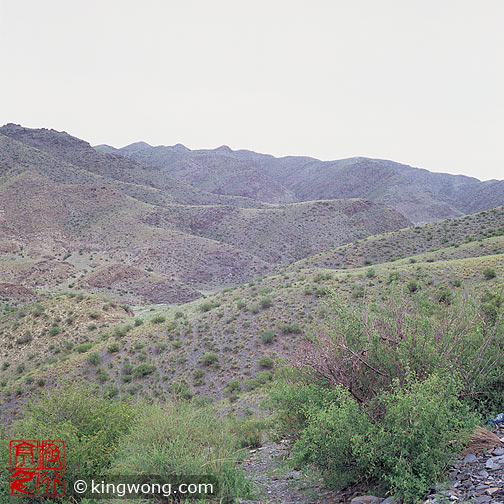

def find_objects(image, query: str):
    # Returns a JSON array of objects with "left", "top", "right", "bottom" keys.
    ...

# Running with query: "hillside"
[
  {"left": 293, "top": 205, "right": 504, "bottom": 270},
  {"left": 2, "top": 216, "right": 503, "bottom": 407},
  {"left": 106, "top": 141, "right": 504, "bottom": 223},
  {"left": 0, "top": 125, "right": 410, "bottom": 304}
]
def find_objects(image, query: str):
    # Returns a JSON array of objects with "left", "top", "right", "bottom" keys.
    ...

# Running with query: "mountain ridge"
[{"left": 100, "top": 139, "right": 502, "bottom": 223}]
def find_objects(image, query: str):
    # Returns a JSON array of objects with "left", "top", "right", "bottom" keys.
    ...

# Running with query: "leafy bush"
[
  {"left": 49, "top": 326, "right": 60, "bottom": 336},
  {"left": 87, "top": 352, "right": 101, "bottom": 365},
  {"left": 483, "top": 267, "right": 497, "bottom": 280},
  {"left": 201, "top": 353, "right": 219, "bottom": 367},
  {"left": 279, "top": 322, "right": 302, "bottom": 334},
  {"left": 75, "top": 343, "right": 93, "bottom": 353},
  {"left": 200, "top": 300, "right": 219, "bottom": 312},
  {"left": 132, "top": 363, "right": 156, "bottom": 377},
  {"left": 107, "top": 342, "right": 120, "bottom": 353},
  {"left": 151, "top": 314, "right": 166, "bottom": 324},
  {"left": 437, "top": 288, "right": 453, "bottom": 305},
  {"left": 259, "top": 297, "right": 273, "bottom": 309},
  {"left": 407, "top": 280, "right": 419, "bottom": 293},
  {"left": 258, "top": 356, "right": 274, "bottom": 368},
  {"left": 2, "top": 385, "right": 135, "bottom": 483},
  {"left": 260, "top": 330, "right": 275, "bottom": 344},
  {"left": 294, "top": 291, "right": 504, "bottom": 411},
  {"left": 273, "top": 374, "right": 475, "bottom": 501}
]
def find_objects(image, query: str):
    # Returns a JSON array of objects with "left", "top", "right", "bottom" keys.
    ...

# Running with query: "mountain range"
[
  {"left": 97, "top": 139, "right": 504, "bottom": 223},
  {"left": 1, "top": 123, "right": 503, "bottom": 305}
]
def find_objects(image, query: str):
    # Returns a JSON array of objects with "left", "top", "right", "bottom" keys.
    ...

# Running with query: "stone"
[
  {"left": 382, "top": 497, "right": 396, "bottom": 504},
  {"left": 485, "top": 455, "right": 504, "bottom": 470},
  {"left": 351, "top": 496, "right": 383, "bottom": 504},
  {"left": 487, "top": 487, "right": 500, "bottom": 495},
  {"left": 473, "top": 497, "right": 491, "bottom": 504},
  {"left": 463, "top": 453, "right": 478, "bottom": 463},
  {"left": 492, "top": 447, "right": 504, "bottom": 456}
]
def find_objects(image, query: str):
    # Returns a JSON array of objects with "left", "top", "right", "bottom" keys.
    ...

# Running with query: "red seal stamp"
[{"left": 9, "top": 440, "right": 65, "bottom": 497}]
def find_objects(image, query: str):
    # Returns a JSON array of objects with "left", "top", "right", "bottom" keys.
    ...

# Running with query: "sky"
[{"left": 0, "top": 0, "right": 503, "bottom": 181}]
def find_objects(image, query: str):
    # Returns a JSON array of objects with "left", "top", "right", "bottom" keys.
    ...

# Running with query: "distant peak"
[
  {"left": 215, "top": 145, "right": 232, "bottom": 153},
  {"left": 171, "top": 143, "right": 189, "bottom": 151},
  {"left": 127, "top": 141, "right": 152, "bottom": 148}
]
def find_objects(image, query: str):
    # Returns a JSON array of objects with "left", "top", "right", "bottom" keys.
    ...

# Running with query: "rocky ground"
[
  {"left": 239, "top": 423, "right": 504, "bottom": 504},
  {"left": 423, "top": 423, "right": 504, "bottom": 504}
]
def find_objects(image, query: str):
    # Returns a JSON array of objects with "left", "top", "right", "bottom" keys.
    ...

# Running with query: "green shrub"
[
  {"left": 88, "top": 352, "right": 101, "bottom": 365},
  {"left": 351, "top": 285, "right": 364, "bottom": 299},
  {"left": 256, "top": 371, "right": 273, "bottom": 384},
  {"left": 49, "top": 326, "right": 60, "bottom": 336},
  {"left": 481, "top": 290, "right": 503, "bottom": 326},
  {"left": 387, "top": 271, "right": 400, "bottom": 284},
  {"left": 407, "top": 280, "right": 419, "bottom": 293},
  {"left": 201, "top": 353, "right": 219, "bottom": 367},
  {"left": 260, "top": 330, "right": 275, "bottom": 344},
  {"left": 259, "top": 297, "right": 273, "bottom": 309},
  {"left": 366, "top": 268, "right": 376, "bottom": 279},
  {"left": 200, "top": 301, "right": 218, "bottom": 312},
  {"left": 276, "top": 374, "right": 475, "bottom": 501},
  {"left": 107, "top": 342, "right": 120, "bottom": 353},
  {"left": 437, "top": 288, "right": 453, "bottom": 305},
  {"left": 258, "top": 356, "right": 274, "bottom": 368},
  {"left": 114, "top": 325, "right": 132, "bottom": 338},
  {"left": 279, "top": 323, "right": 302, "bottom": 334},
  {"left": 75, "top": 343, "right": 93, "bottom": 353},
  {"left": 224, "top": 379, "right": 241, "bottom": 395},
  {"left": 5, "top": 385, "right": 135, "bottom": 483},
  {"left": 483, "top": 267, "right": 497, "bottom": 280},
  {"left": 151, "top": 314, "right": 166, "bottom": 324},
  {"left": 132, "top": 364, "right": 156, "bottom": 377}
]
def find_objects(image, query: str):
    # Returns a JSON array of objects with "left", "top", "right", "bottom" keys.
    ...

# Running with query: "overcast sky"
[{"left": 0, "top": 0, "right": 502, "bottom": 180}]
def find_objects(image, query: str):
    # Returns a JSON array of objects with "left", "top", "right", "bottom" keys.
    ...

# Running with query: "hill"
[
  {"left": 2, "top": 215, "right": 503, "bottom": 407},
  {"left": 106, "top": 141, "right": 504, "bottom": 223},
  {"left": 292, "top": 205, "right": 504, "bottom": 270},
  {"left": 0, "top": 125, "right": 410, "bottom": 303}
]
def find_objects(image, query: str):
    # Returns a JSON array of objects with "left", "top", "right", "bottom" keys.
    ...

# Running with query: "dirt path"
[{"left": 237, "top": 440, "right": 350, "bottom": 504}]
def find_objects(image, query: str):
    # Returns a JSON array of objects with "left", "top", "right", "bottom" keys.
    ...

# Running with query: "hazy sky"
[{"left": 1, "top": 0, "right": 503, "bottom": 180}]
